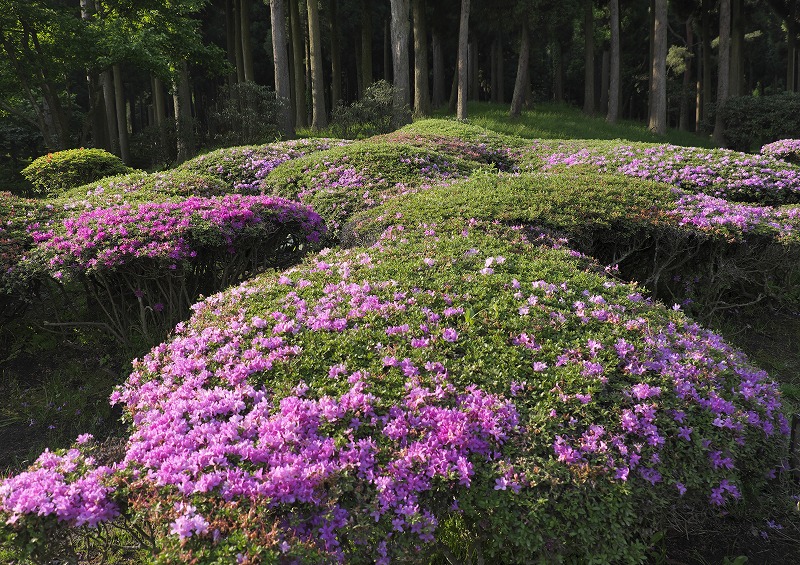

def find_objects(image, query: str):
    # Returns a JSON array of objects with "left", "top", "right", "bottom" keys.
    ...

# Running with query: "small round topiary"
[{"left": 21, "top": 148, "right": 134, "bottom": 197}]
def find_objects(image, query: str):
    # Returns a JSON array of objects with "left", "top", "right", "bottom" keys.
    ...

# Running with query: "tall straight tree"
[
  {"left": 432, "top": 30, "right": 445, "bottom": 107},
  {"left": 510, "top": 20, "right": 529, "bottom": 117},
  {"left": 714, "top": 0, "right": 732, "bottom": 145},
  {"left": 456, "top": 0, "right": 470, "bottom": 121},
  {"left": 240, "top": 0, "right": 254, "bottom": 82},
  {"left": 390, "top": 0, "right": 411, "bottom": 126},
  {"left": 648, "top": 0, "right": 667, "bottom": 134},
  {"left": 583, "top": 0, "right": 595, "bottom": 115},
  {"left": 329, "top": 0, "right": 342, "bottom": 108},
  {"left": 289, "top": 0, "right": 307, "bottom": 127},
  {"left": 412, "top": 0, "right": 430, "bottom": 116},
  {"left": 306, "top": 0, "right": 327, "bottom": 129},
  {"left": 270, "top": 0, "right": 294, "bottom": 138},
  {"left": 607, "top": 0, "right": 620, "bottom": 123}
]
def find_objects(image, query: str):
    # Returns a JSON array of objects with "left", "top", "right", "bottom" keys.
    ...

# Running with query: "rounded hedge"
[
  {"left": 21, "top": 148, "right": 134, "bottom": 197},
  {"left": 1, "top": 217, "right": 789, "bottom": 563}
]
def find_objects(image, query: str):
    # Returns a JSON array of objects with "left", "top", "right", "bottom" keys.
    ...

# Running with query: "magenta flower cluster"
[
  {"left": 539, "top": 142, "right": 800, "bottom": 204},
  {"left": 0, "top": 438, "right": 120, "bottom": 528},
  {"left": 30, "top": 194, "right": 325, "bottom": 274}
]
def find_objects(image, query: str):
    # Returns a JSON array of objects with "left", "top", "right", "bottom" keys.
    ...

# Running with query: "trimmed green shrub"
[
  {"left": 264, "top": 141, "right": 501, "bottom": 233},
  {"left": 1, "top": 217, "right": 789, "bottom": 563},
  {"left": 178, "top": 138, "right": 352, "bottom": 193},
  {"left": 21, "top": 148, "right": 134, "bottom": 197},
  {"left": 717, "top": 94, "right": 800, "bottom": 152},
  {"left": 56, "top": 170, "right": 229, "bottom": 210}
]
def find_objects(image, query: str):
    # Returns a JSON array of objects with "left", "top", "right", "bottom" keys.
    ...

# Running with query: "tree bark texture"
[
  {"left": 329, "top": 0, "right": 342, "bottom": 108},
  {"left": 240, "top": 0, "right": 254, "bottom": 82},
  {"left": 307, "top": 0, "right": 327, "bottom": 129},
  {"left": 390, "top": 0, "right": 412, "bottom": 126},
  {"left": 702, "top": 0, "right": 713, "bottom": 121},
  {"left": 730, "top": 0, "right": 743, "bottom": 97},
  {"left": 456, "top": 0, "right": 470, "bottom": 121},
  {"left": 270, "top": 0, "right": 294, "bottom": 138},
  {"left": 100, "top": 70, "right": 120, "bottom": 155},
  {"left": 607, "top": 0, "right": 620, "bottom": 123},
  {"left": 648, "top": 0, "right": 667, "bottom": 134},
  {"left": 510, "top": 21, "right": 529, "bottom": 117},
  {"left": 412, "top": 0, "right": 430, "bottom": 116},
  {"left": 290, "top": 0, "right": 307, "bottom": 127},
  {"left": 113, "top": 64, "right": 131, "bottom": 164},
  {"left": 713, "top": 0, "right": 731, "bottom": 145},
  {"left": 233, "top": 0, "right": 245, "bottom": 83}
]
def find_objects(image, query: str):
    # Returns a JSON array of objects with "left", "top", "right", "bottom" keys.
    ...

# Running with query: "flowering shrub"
[
  {"left": 26, "top": 194, "right": 326, "bottom": 345},
  {"left": 761, "top": 139, "right": 800, "bottom": 165},
  {"left": 21, "top": 148, "right": 134, "bottom": 197},
  {"left": 266, "top": 142, "right": 481, "bottom": 233},
  {"left": 0, "top": 192, "right": 56, "bottom": 320},
  {"left": 533, "top": 141, "right": 800, "bottom": 205},
  {"left": 57, "top": 170, "right": 229, "bottom": 209},
  {"left": 2, "top": 215, "right": 789, "bottom": 563},
  {"left": 178, "top": 138, "right": 352, "bottom": 193}
]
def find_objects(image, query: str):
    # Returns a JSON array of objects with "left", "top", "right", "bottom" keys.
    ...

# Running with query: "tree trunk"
[
  {"left": 330, "top": 0, "right": 342, "bottom": 108},
  {"left": 290, "top": 0, "right": 307, "bottom": 127},
  {"left": 701, "top": 0, "right": 712, "bottom": 121},
  {"left": 729, "top": 0, "right": 742, "bottom": 97},
  {"left": 600, "top": 50, "right": 609, "bottom": 114},
  {"left": 240, "top": 0, "right": 255, "bottom": 82},
  {"left": 361, "top": 0, "right": 373, "bottom": 92},
  {"left": 432, "top": 31, "right": 445, "bottom": 107},
  {"left": 648, "top": 0, "right": 667, "bottom": 134},
  {"left": 456, "top": 0, "right": 470, "bottom": 121},
  {"left": 510, "top": 21, "right": 529, "bottom": 118},
  {"left": 100, "top": 70, "right": 119, "bottom": 155},
  {"left": 113, "top": 64, "right": 130, "bottom": 164},
  {"left": 271, "top": 0, "right": 294, "bottom": 138},
  {"left": 233, "top": 0, "right": 245, "bottom": 83},
  {"left": 384, "top": 18, "right": 392, "bottom": 81},
  {"left": 713, "top": 0, "right": 731, "bottom": 145},
  {"left": 152, "top": 75, "right": 168, "bottom": 153},
  {"left": 174, "top": 62, "right": 195, "bottom": 164},
  {"left": 80, "top": 0, "right": 107, "bottom": 149},
  {"left": 390, "top": 0, "right": 412, "bottom": 126},
  {"left": 583, "top": 0, "right": 595, "bottom": 115},
  {"left": 679, "top": 17, "right": 693, "bottom": 131},
  {"left": 607, "top": 0, "right": 620, "bottom": 123},
  {"left": 307, "top": 0, "right": 327, "bottom": 129},
  {"left": 412, "top": 0, "right": 430, "bottom": 116},
  {"left": 553, "top": 40, "right": 564, "bottom": 103},
  {"left": 225, "top": 0, "right": 237, "bottom": 85}
]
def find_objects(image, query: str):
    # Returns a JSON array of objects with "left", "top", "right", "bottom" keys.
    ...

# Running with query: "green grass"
[{"left": 432, "top": 101, "right": 716, "bottom": 148}]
